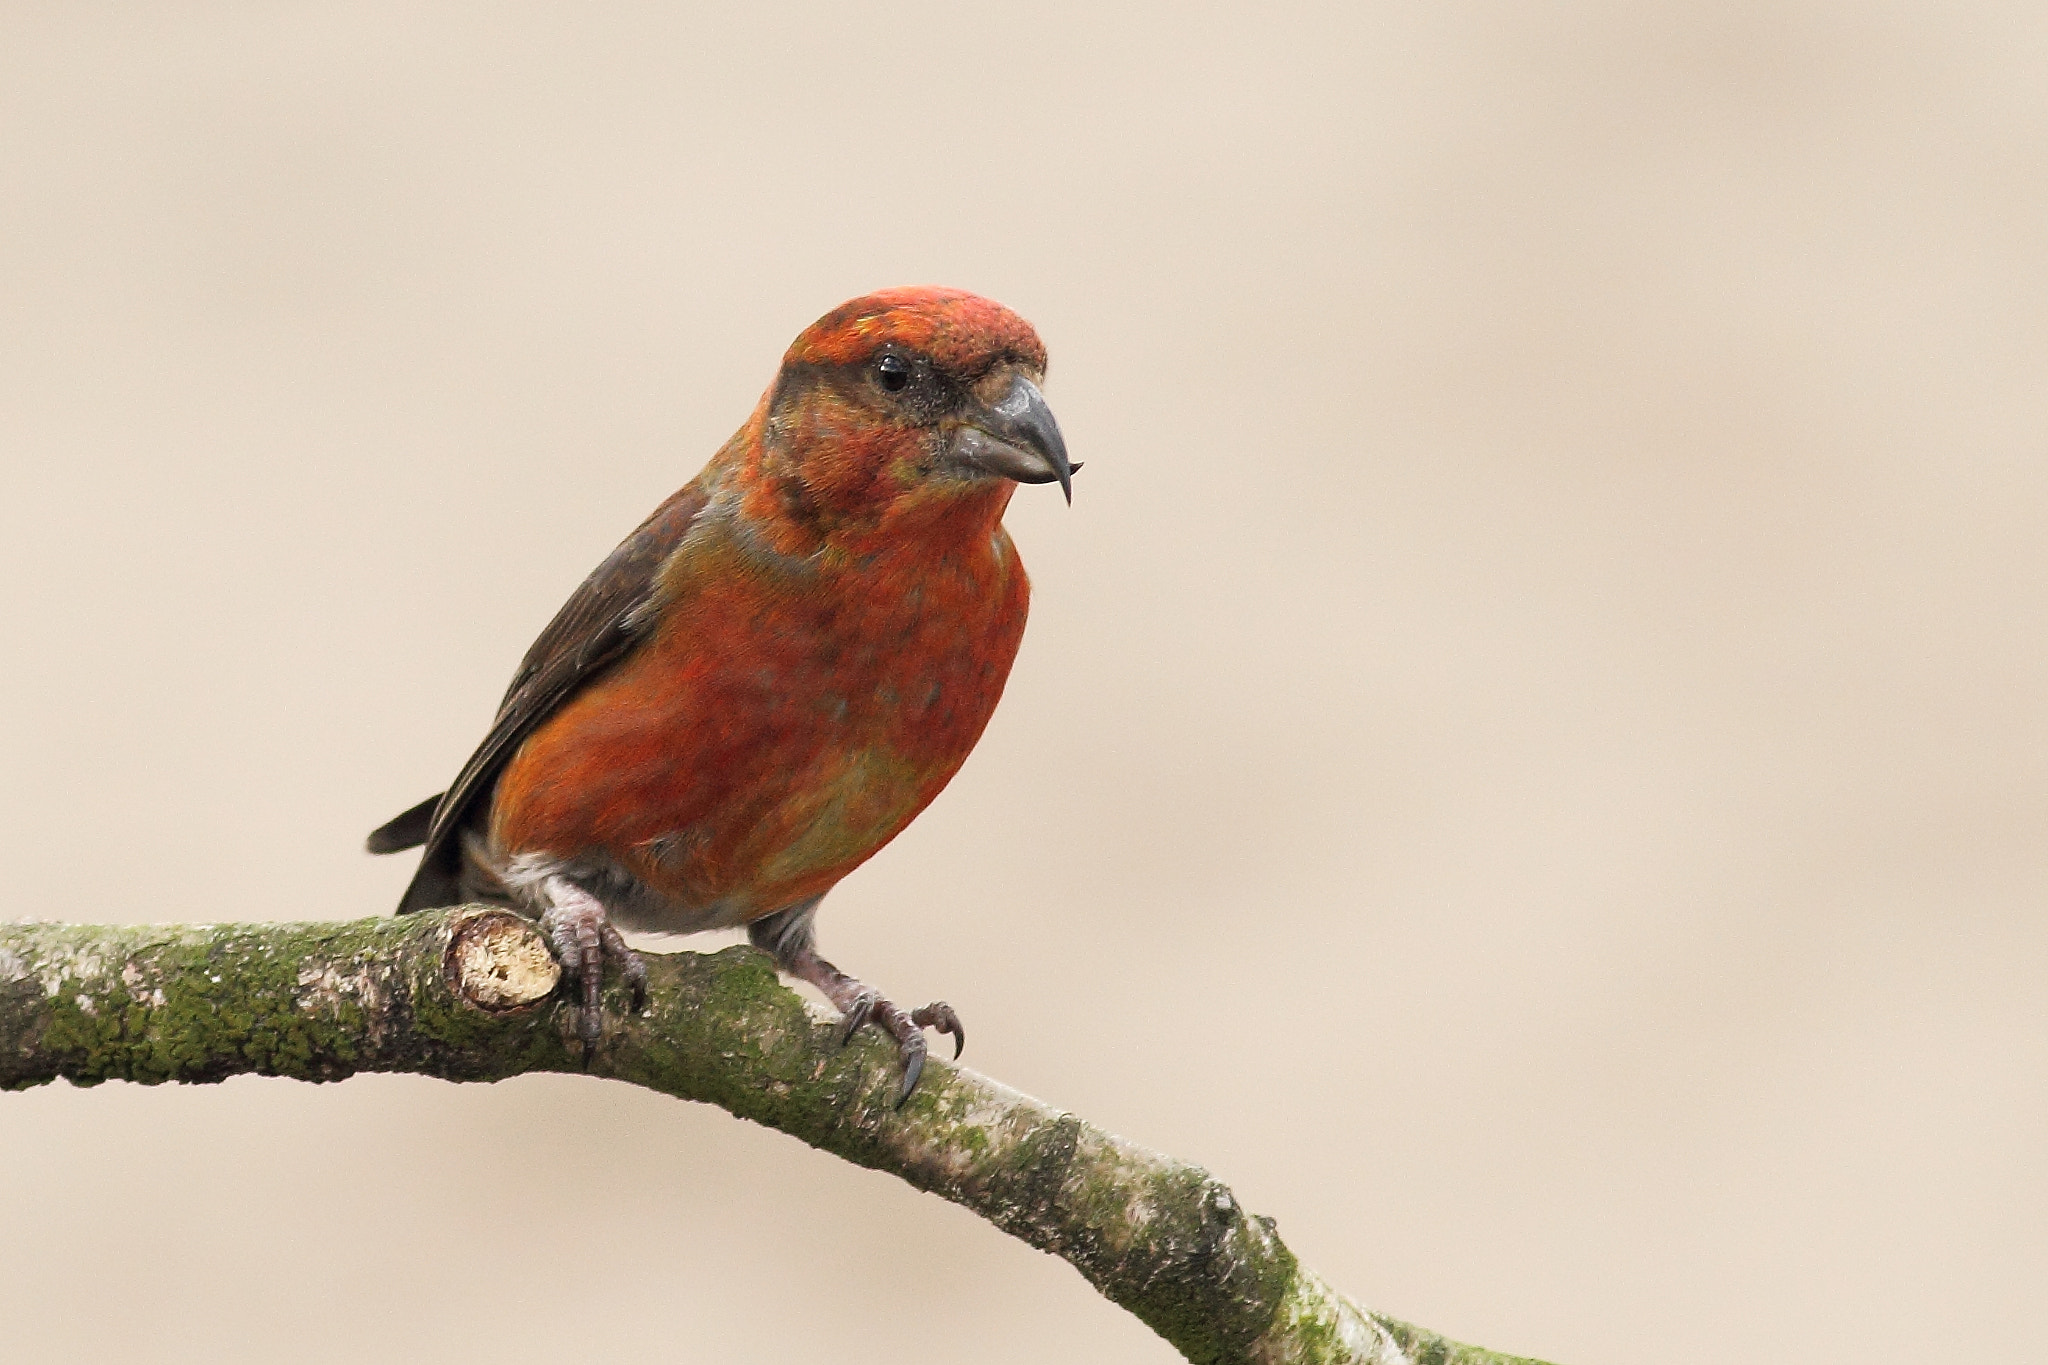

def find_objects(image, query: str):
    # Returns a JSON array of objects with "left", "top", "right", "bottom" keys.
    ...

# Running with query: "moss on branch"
[{"left": 0, "top": 908, "right": 1550, "bottom": 1365}]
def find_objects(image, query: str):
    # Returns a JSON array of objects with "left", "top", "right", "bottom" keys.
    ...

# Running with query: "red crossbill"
[{"left": 367, "top": 287, "right": 1075, "bottom": 1101}]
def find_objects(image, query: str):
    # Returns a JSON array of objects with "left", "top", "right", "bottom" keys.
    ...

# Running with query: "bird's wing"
[{"left": 393, "top": 481, "right": 711, "bottom": 913}]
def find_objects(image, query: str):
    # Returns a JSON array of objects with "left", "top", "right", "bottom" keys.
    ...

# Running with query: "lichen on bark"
[{"left": 0, "top": 908, "right": 1552, "bottom": 1365}]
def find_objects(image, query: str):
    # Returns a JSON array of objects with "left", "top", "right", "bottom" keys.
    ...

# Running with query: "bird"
[{"left": 366, "top": 286, "right": 1076, "bottom": 1102}]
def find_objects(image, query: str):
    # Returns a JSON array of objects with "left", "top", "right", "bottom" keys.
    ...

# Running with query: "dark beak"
[{"left": 947, "top": 372, "right": 1079, "bottom": 504}]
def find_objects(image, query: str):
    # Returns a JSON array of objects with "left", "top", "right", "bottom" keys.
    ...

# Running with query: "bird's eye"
[{"left": 874, "top": 354, "right": 912, "bottom": 393}]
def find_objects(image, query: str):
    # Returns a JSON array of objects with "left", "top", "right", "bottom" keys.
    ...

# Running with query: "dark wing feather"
[{"left": 391, "top": 482, "right": 711, "bottom": 913}]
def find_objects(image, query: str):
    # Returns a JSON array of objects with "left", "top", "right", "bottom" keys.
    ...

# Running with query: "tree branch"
[{"left": 0, "top": 907, "right": 1549, "bottom": 1365}]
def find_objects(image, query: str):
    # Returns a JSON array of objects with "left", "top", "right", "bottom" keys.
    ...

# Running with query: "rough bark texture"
[{"left": 0, "top": 907, "right": 1551, "bottom": 1365}]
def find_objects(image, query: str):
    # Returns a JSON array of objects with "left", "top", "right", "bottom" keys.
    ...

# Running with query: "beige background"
[{"left": 2, "top": 5, "right": 2043, "bottom": 1363}]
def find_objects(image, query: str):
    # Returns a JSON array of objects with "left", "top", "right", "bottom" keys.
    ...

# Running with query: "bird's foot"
[
  {"left": 747, "top": 904, "right": 962, "bottom": 1105},
  {"left": 537, "top": 877, "right": 647, "bottom": 1054},
  {"left": 832, "top": 989, "right": 965, "bottom": 1105}
]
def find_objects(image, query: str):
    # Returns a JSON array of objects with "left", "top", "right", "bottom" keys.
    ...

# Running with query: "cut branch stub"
[{"left": 443, "top": 908, "right": 560, "bottom": 1012}]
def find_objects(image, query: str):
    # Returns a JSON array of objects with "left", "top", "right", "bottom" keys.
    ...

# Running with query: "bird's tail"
[{"left": 365, "top": 793, "right": 442, "bottom": 854}]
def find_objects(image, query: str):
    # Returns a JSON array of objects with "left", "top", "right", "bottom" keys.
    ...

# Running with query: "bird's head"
[{"left": 740, "top": 287, "right": 1077, "bottom": 545}]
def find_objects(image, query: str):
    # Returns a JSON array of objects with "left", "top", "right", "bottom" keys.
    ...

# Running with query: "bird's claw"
[
  {"left": 911, "top": 1000, "right": 965, "bottom": 1059},
  {"left": 833, "top": 993, "right": 966, "bottom": 1105},
  {"left": 767, "top": 921, "right": 969, "bottom": 1106},
  {"left": 835, "top": 988, "right": 878, "bottom": 1047},
  {"left": 538, "top": 894, "right": 646, "bottom": 1058},
  {"left": 896, "top": 1039, "right": 926, "bottom": 1108}
]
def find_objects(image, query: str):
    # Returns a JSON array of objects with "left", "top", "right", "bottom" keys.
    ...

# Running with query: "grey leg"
[
  {"left": 748, "top": 901, "right": 963, "bottom": 1105},
  {"left": 537, "top": 874, "right": 648, "bottom": 1052}
]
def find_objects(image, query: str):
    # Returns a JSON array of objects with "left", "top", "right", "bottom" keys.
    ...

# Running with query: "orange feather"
[{"left": 483, "top": 289, "right": 1042, "bottom": 932}]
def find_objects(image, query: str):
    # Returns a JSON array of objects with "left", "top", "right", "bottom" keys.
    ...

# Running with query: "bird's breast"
[{"left": 487, "top": 524, "right": 1030, "bottom": 928}]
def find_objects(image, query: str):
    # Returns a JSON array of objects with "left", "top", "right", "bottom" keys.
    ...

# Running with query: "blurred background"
[{"left": 2, "top": 4, "right": 2043, "bottom": 1362}]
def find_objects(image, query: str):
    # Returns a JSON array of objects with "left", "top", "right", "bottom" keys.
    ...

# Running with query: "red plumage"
[{"left": 368, "top": 287, "right": 1075, "bottom": 1098}]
